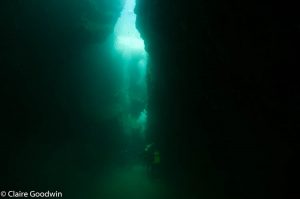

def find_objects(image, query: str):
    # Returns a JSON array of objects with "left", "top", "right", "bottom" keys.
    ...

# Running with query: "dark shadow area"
[{"left": 136, "top": 0, "right": 299, "bottom": 198}]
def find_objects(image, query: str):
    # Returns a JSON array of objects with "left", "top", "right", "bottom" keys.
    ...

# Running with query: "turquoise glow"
[
  {"left": 114, "top": 0, "right": 145, "bottom": 53},
  {"left": 137, "top": 109, "right": 147, "bottom": 134},
  {"left": 114, "top": 0, "right": 148, "bottom": 138}
]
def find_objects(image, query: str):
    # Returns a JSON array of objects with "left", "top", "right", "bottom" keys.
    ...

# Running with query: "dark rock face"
[
  {"left": 0, "top": 0, "right": 122, "bottom": 195},
  {"left": 136, "top": 0, "right": 299, "bottom": 198}
]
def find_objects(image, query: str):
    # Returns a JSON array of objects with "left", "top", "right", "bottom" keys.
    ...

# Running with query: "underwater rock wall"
[
  {"left": 135, "top": 0, "right": 300, "bottom": 198},
  {"left": 0, "top": 0, "right": 123, "bottom": 194}
]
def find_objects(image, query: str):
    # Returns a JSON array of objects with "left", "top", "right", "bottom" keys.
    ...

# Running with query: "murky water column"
[{"left": 114, "top": 0, "right": 148, "bottom": 139}]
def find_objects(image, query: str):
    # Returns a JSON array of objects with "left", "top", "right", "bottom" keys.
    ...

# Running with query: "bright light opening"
[
  {"left": 114, "top": 0, "right": 146, "bottom": 54},
  {"left": 115, "top": 36, "right": 145, "bottom": 51},
  {"left": 113, "top": 0, "right": 148, "bottom": 139}
]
